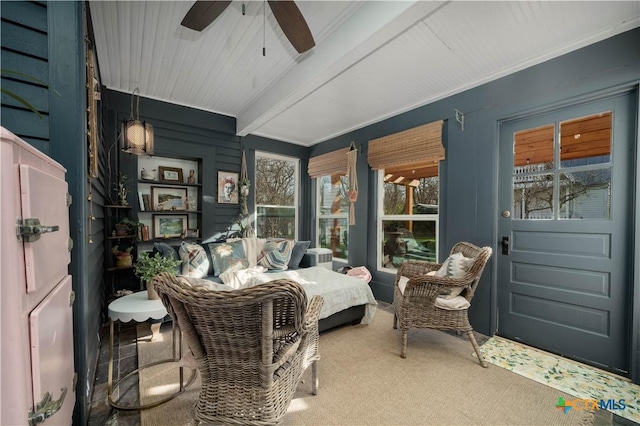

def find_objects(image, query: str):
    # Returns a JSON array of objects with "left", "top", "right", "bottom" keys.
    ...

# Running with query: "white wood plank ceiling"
[{"left": 89, "top": 1, "right": 639, "bottom": 147}]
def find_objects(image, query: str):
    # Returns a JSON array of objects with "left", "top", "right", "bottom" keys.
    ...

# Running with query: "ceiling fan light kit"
[{"left": 181, "top": 0, "right": 315, "bottom": 54}]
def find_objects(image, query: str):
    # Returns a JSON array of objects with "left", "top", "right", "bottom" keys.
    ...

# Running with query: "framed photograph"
[
  {"left": 153, "top": 214, "right": 188, "bottom": 238},
  {"left": 185, "top": 229, "right": 199, "bottom": 238},
  {"left": 159, "top": 166, "right": 184, "bottom": 183},
  {"left": 151, "top": 186, "right": 187, "bottom": 211},
  {"left": 218, "top": 171, "right": 239, "bottom": 204}
]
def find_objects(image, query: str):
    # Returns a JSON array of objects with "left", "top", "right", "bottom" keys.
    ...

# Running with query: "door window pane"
[
  {"left": 560, "top": 112, "right": 611, "bottom": 168},
  {"left": 559, "top": 169, "right": 611, "bottom": 219},
  {"left": 513, "top": 174, "right": 554, "bottom": 219},
  {"left": 514, "top": 124, "right": 554, "bottom": 171}
]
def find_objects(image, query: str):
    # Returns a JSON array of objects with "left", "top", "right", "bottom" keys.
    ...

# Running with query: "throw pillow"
[
  {"left": 208, "top": 240, "right": 249, "bottom": 277},
  {"left": 179, "top": 242, "right": 209, "bottom": 278},
  {"left": 153, "top": 242, "right": 181, "bottom": 274},
  {"left": 257, "top": 238, "right": 294, "bottom": 270},
  {"left": 435, "top": 252, "right": 475, "bottom": 299},
  {"left": 288, "top": 240, "right": 310, "bottom": 270}
]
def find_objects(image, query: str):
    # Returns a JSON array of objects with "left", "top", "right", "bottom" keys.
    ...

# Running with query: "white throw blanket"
[{"left": 220, "top": 266, "right": 377, "bottom": 323}]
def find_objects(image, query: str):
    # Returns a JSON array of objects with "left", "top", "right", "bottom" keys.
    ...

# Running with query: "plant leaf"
[{"left": 0, "top": 88, "right": 43, "bottom": 119}]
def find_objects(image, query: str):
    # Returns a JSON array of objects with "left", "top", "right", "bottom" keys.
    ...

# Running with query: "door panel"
[
  {"left": 19, "top": 164, "right": 70, "bottom": 293},
  {"left": 498, "top": 93, "right": 633, "bottom": 374},
  {"left": 29, "top": 275, "right": 75, "bottom": 425}
]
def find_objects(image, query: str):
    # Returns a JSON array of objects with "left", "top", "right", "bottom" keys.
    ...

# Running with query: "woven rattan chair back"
[
  {"left": 392, "top": 242, "right": 492, "bottom": 366},
  {"left": 153, "top": 273, "right": 323, "bottom": 425}
]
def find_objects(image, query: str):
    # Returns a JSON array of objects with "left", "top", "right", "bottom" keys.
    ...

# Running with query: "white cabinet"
[{"left": 1, "top": 127, "right": 75, "bottom": 425}]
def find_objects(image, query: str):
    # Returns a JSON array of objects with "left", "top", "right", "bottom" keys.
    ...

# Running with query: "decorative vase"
[
  {"left": 115, "top": 254, "right": 132, "bottom": 267},
  {"left": 146, "top": 281, "right": 159, "bottom": 300}
]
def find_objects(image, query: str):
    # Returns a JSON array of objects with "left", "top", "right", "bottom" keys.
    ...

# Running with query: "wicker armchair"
[
  {"left": 392, "top": 242, "right": 492, "bottom": 366},
  {"left": 152, "top": 273, "right": 324, "bottom": 425}
]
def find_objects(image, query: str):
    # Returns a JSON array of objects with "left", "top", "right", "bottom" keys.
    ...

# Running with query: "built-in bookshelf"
[{"left": 136, "top": 155, "right": 202, "bottom": 253}]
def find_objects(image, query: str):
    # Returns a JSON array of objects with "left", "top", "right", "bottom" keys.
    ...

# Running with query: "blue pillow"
[
  {"left": 153, "top": 242, "right": 181, "bottom": 274},
  {"left": 288, "top": 240, "right": 310, "bottom": 270}
]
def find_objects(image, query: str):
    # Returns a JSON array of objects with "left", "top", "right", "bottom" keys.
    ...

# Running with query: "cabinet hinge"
[
  {"left": 68, "top": 237, "right": 74, "bottom": 252},
  {"left": 69, "top": 290, "right": 75, "bottom": 307},
  {"left": 66, "top": 193, "right": 72, "bottom": 207},
  {"left": 28, "top": 387, "right": 67, "bottom": 426}
]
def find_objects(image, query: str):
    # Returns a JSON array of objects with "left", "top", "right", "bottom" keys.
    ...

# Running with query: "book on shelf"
[
  {"left": 141, "top": 225, "right": 150, "bottom": 241},
  {"left": 142, "top": 194, "right": 151, "bottom": 211},
  {"left": 138, "top": 192, "right": 145, "bottom": 211}
]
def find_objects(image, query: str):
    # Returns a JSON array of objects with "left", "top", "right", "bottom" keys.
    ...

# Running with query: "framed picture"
[
  {"left": 185, "top": 229, "right": 199, "bottom": 238},
  {"left": 159, "top": 166, "right": 184, "bottom": 183},
  {"left": 153, "top": 214, "right": 188, "bottom": 238},
  {"left": 151, "top": 186, "right": 187, "bottom": 211},
  {"left": 218, "top": 171, "right": 239, "bottom": 204}
]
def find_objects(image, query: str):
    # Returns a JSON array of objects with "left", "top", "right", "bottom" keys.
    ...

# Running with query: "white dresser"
[{"left": 0, "top": 127, "right": 75, "bottom": 425}]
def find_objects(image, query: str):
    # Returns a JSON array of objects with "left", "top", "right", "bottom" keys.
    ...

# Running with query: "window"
[
  {"left": 255, "top": 152, "right": 298, "bottom": 239},
  {"left": 368, "top": 120, "right": 444, "bottom": 273},
  {"left": 317, "top": 174, "right": 349, "bottom": 261},
  {"left": 377, "top": 166, "right": 439, "bottom": 272},
  {"left": 512, "top": 112, "right": 612, "bottom": 220}
]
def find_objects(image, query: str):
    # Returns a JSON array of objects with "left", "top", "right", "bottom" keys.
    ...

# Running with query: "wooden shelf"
[
  {"left": 105, "top": 204, "right": 132, "bottom": 209},
  {"left": 107, "top": 265, "right": 134, "bottom": 272},
  {"left": 107, "top": 234, "right": 137, "bottom": 240},
  {"left": 138, "top": 179, "right": 202, "bottom": 188},
  {"left": 138, "top": 210, "right": 201, "bottom": 214}
]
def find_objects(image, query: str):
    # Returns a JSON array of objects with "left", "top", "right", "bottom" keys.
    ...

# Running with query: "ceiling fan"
[{"left": 181, "top": 0, "right": 315, "bottom": 54}]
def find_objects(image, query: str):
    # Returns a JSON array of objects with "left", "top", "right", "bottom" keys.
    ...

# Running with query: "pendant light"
[{"left": 121, "top": 88, "right": 154, "bottom": 155}]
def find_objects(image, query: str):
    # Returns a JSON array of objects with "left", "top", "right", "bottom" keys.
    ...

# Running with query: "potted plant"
[
  {"left": 134, "top": 252, "right": 182, "bottom": 299},
  {"left": 112, "top": 245, "right": 133, "bottom": 267},
  {"left": 114, "top": 217, "right": 143, "bottom": 238}
]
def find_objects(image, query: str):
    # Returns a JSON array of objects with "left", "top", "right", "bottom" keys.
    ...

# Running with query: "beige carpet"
[{"left": 137, "top": 310, "right": 593, "bottom": 425}]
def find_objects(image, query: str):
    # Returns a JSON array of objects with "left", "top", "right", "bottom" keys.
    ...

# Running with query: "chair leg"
[
  {"left": 311, "top": 360, "right": 319, "bottom": 395},
  {"left": 401, "top": 330, "right": 408, "bottom": 358},
  {"left": 466, "top": 330, "right": 488, "bottom": 368}
]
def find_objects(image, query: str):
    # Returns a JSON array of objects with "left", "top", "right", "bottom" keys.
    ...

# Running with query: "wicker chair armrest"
[
  {"left": 404, "top": 274, "right": 474, "bottom": 298},
  {"left": 398, "top": 260, "right": 442, "bottom": 277},
  {"left": 304, "top": 295, "right": 324, "bottom": 330}
]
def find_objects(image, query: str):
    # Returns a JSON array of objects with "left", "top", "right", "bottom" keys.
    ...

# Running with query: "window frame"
[
  {"left": 376, "top": 169, "right": 440, "bottom": 274},
  {"left": 316, "top": 174, "right": 349, "bottom": 263},
  {"left": 254, "top": 151, "right": 299, "bottom": 240}
]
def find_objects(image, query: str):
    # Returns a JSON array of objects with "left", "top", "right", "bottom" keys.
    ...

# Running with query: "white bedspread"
[{"left": 220, "top": 266, "right": 377, "bottom": 324}]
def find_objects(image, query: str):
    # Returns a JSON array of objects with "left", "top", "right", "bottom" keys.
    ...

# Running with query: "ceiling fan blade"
[
  {"left": 181, "top": 1, "right": 232, "bottom": 31},
  {"left": 268, "top": 0, "right": 315, "bottom": 54}
]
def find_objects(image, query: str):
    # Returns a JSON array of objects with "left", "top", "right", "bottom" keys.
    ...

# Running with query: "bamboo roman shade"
[
  {"left": 308, "top": 147, "right": 350, "bottom": 178},
  {"left": 368, "top": 120, "right": 444, "bottom": 170}
]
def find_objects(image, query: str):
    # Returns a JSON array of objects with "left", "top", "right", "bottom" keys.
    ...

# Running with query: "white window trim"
[
  {"left": 255, "top": 151, "right": 299, "bottom": 240},
  {"left": 316, "top": 177, "right": 348, "bottom": 263},
  {"left": 376, "top": 170, "right": 440, "bottom": 274}
]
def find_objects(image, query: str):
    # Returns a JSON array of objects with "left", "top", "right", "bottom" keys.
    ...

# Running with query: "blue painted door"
[{"left": 497, "top": 91, "right": 634, "bottom": 375}]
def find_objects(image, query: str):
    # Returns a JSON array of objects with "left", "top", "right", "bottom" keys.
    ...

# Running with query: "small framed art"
[
  {"left": 151, "top": 186, "right": 187, "bottom": 211},
  {"left": 153, "top": 214, "right": 188, "bottom": 238},
  {"left": 218, "top": 171, "right": 238, "bottom": 204},
  {"left": 159, "top": 166, "right": 184, "bottom": 183}
]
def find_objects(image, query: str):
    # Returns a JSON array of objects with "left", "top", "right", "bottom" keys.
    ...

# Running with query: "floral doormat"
[{"left": 480, "top": 336, "right": 640, "bottom": 423}]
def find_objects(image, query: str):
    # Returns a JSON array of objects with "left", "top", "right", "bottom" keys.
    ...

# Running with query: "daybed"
[{"left": 153, "top": 238, "right": 377, "bottom": 332}]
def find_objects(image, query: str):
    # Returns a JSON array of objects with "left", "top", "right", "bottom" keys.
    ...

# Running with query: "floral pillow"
[{"left": 207, "top": 240, "right": 249, "bottom": 277}]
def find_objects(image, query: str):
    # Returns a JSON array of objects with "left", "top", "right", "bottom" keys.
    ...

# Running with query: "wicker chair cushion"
[
  {"left": 208, "top": 240, "right": 249, "bottom": 276},
  {"left": 435, "top": 252, "right": 475, "bottom": 299},
  {"left": 434, "top": 295, "right": 471, "bottom": 310},
  {"left": 179, "top": 241, "right": 210, "bottom": 278},
  {"left": 178, "top": 275, "right": 233, "bottom": 291}
]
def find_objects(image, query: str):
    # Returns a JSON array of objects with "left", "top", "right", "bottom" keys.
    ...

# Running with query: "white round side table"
[{"left": 107, "top": 290, "right": 196, "bottom": 410}]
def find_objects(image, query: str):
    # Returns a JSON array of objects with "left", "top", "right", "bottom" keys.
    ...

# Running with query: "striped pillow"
[
  {"left": 257, "top": 239, "right": 294, "bottom": 270},
  {"left": 179, "top": 242, "right": 209, "bottom": 278}
]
